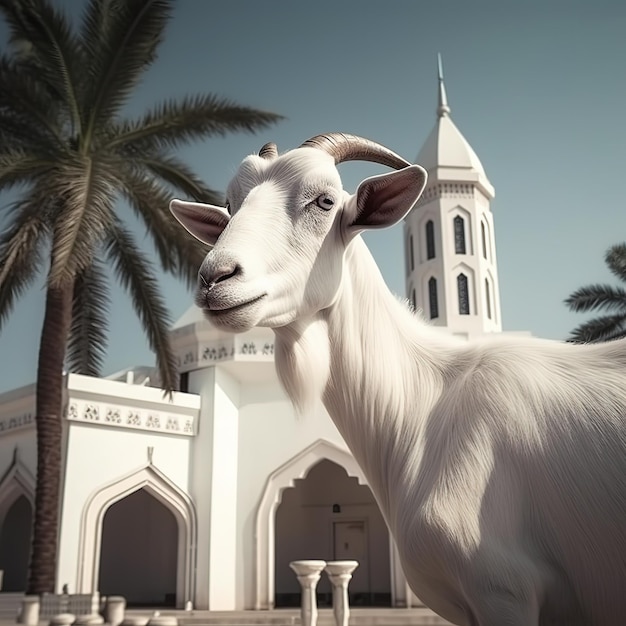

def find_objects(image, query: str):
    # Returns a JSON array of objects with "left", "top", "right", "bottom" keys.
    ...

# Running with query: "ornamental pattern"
[
  {"left": 166, "top": 417, "right": 180, "bottom": 431},
  {"left": 65, "top": 401, "right": 195, "bottom": 436},
  {"left": 176, "top": 337, "right": 275, "bottom": 371},
  {"left": 105, "top": 408, "right": 121, "bottom": 424},
  {"left": 417, "top": 183, "right": 475, "bottom": 206},
  {"left": 0, "top": 411, "right": 34, "bottom": 434},
  {"left": 84, "top": 404, "right": 100, "bottom": 421},
  {"left": 146, "top": 414, "right": 161, "bottom": 429},
  {"left": 202, "top": 345, "right": 233, "bottom": 361}
]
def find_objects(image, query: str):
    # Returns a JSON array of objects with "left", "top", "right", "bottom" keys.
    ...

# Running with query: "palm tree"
[
  {"left": 565, "top": 243, "right": 626, "bottom": 343},
  {"left": 0, "top": 0, "right": 282, "bottom": 594}
]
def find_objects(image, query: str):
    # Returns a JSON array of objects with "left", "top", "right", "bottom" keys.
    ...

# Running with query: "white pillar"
[
  {"left": 188, "top": 366, "right": 240, "bottom": 610},
  {"left": 206, "top": 368, "right": 240, "bottom": 609},
  {"left": 17, "top": 596, "right": 40, "bottom": 626},
  {"left": 325, "top": 561, "right": 358, "bottom": 626},
  {"left": 289, "top": 560, "right": 326, "bottom": 626}
]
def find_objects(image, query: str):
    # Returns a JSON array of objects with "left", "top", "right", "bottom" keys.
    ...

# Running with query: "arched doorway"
[
  {"left": 98, "top": 488, "right": 178, "bottom": 607},
  {"left": 0, "top": 495, "right": 33, "bottom": 591},
  {"left": 275, "top": 459, "right": 391, "bottom": 607}
]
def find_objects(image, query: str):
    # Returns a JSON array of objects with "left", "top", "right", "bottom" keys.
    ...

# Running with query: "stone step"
[
  {"left": 129, "top": 608, "right": 454, "bottom": 626},
  {"left": 0, "top": 593, "right": 24, "bottom": 619}
]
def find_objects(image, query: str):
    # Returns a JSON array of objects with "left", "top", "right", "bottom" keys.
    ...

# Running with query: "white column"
[
  {"left": 207, "top": 368, "right": 240, "bottom": 608},
  {"left": 325, "top": 561, "right": 358, "bottom": 626},
  {"left": 289, "top": 560, "right": 326, "bottom": 626},
  {"left": 188, "top": 366, "right": 240, "bottom": 610}
]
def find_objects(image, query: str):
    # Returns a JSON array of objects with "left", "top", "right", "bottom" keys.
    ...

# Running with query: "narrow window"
[
  {"left": 458, "top": 273, "right": 470, "bottom": 315},
  {"left": 481, "top": 221, "right": 488, "bottom": 259},
  {"left": 454, "top": 216, "right": 466, "bottom": 254},
  {"left": 485, "top": 278, "right": 491, "bottom": 319},
  {"left": 411, "top": 288, "right": 417, "bottom": 311},
  {"left": 428, "top": 277, "right": 438, "bottom": 319},
  {"left": 405, "top": 235, "right": 411, "bottom": 275},
  {"left": 179, "top": 372, "right": 189, "bottom": 393},
  {"left": 426, "top": 220, "right": 436, "bottom": 260},
  {"left": 409, "top": 234, "right": 415, "bottom": 271}
]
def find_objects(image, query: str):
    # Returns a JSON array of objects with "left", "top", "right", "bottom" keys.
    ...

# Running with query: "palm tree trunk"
[{"left": 27, "top": 283, "right": 73, "bottom": 594}]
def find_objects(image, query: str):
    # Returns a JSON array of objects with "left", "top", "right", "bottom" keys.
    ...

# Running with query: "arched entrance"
[
  {"left": 275, "top": 459, "right": 390, "bottom": 607},
  {"left": 0, "top": 495, "right": 33, "bottom": 591},
  {"left": 98, "top": 489, "right": 178, "bottom": 607},
  {"left": 77, "top": 464, "right": 196, "bottom": 608}
]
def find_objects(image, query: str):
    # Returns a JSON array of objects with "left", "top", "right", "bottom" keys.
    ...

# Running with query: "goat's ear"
[
  {"left": 346, "top": 165, "right": 427, "bottom": 234},
  {"left": 170, "top": 199, "right": 230, "bottom": 246}
]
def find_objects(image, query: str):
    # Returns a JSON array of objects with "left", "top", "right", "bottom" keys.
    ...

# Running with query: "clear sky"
[{"left": 1, "top": 0, "right": 626, "bottom": 393}]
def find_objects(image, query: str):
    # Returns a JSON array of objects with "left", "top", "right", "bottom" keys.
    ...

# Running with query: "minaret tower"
[{"left": 404, "top": 55, "right": 502, "bottom": 338}]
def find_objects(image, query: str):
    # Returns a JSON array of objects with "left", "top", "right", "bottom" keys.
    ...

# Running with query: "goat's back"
[{"left": 430, "top": 336, "right": 626, "bottom": 623}]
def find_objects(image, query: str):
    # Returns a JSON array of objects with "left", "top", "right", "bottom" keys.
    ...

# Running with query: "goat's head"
[{"left": 170, "top": 133, "right": 427, "bottom": 332}]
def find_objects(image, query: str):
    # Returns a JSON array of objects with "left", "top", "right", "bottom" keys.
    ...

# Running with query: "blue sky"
[{"left": 1, "top": 0, "right": 626, "bottom": 393}]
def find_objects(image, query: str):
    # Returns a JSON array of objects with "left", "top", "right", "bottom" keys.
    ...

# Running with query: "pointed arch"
[
  {"left": 428, "top": 276, "right": 439, "bottom": 319},
  {"left": 453, "top": 215, "right": 466, "bottom": 254},
  {"left": 457, "top": 273, "right": 470, "bottom": 315},
  {"left": 76, "top": 464, "right": 197, "bottom": 608},
  {"left": 481, "top": 221, "right": 488, "bottom": 259},
  {"left": 425, "top": 220, "right": 436, "bottom": 260},
  {"left": 0, "top": 449, "right": 35, "bottom": 522},
  {"left": 254, "top": 439, "right": 367, "bottom": 609}
]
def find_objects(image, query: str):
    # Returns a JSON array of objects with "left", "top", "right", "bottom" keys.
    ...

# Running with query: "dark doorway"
[
  {"left": 99, "top": 489, "right": 178, "bottom": 607},
  {"left": 0, "top": 495, "right": 32, "bottom": 591}
]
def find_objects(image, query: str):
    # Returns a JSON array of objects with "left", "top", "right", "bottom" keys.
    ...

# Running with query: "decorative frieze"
[
  {"left": 66, "top": 400, "right": 196, "bottom": 437},
  {"left": 417, "top": 183, "right": 476, "bottom": 206},
  {"left": 175, "top": 336, "right": 275, "bottom": 372},
  {"left": 0, "top": 410, "right": 35, "bottom": 435}
]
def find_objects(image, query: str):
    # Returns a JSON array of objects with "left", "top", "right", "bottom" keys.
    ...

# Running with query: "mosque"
[{"left": 0, "top": 65, "right": 510, "bottom": 611}]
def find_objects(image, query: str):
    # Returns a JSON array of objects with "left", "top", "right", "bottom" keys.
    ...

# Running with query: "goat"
[{"left": 170, "top": 133, "right": 626, "bottom": 626}]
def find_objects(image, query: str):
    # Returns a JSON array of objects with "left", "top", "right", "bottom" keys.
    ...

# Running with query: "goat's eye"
[{"left": 315, "top": 194, "right": 335, "bottom": 211}]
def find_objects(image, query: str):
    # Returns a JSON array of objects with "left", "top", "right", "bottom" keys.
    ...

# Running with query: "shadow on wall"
[{"left": 0, "top": 495, "right": 32, "bottom": 591}]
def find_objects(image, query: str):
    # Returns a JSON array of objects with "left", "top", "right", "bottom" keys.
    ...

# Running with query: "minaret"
[{"left": 404, "top": 55, "right": 502, "bottom": 338}]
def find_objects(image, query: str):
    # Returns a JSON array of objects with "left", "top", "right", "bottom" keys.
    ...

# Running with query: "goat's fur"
[{"left": 171, "top": 141, "right": 626, "bottom": 626}]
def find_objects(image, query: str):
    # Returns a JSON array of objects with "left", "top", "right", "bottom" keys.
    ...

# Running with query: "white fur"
[{"left": 171, "top": 144, "right": 626, "bottom": 626}]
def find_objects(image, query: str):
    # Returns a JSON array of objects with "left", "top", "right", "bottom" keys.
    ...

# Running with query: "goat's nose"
[{"left": 199, "top": 263, "right": 241, "bottom": 289}]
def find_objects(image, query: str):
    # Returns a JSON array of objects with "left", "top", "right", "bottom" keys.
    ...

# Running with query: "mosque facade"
[{"left": 0, "top": 67, "right": 504, "bottom": 611}]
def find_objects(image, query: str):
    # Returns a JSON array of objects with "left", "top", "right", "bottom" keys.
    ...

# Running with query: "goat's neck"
[{"left": 275, "top": 237, "right": 447, "bottom": 514}]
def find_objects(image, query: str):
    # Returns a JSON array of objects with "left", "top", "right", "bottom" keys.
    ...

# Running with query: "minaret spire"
[{"left": 437, "top": 53, "right": 451, "bottom": 118}]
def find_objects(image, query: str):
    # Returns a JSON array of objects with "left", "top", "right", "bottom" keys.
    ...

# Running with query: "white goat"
[{"left": 170, "top": 133, "right": 626, "bottom": 626}]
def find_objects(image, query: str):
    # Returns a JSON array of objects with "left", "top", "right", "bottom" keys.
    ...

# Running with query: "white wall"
[
  {"left": 235, "top": 379, "right": 348, "bottom": 609},
  {"left": 57, "top": 422, "right": 192, "bottom": 594}
]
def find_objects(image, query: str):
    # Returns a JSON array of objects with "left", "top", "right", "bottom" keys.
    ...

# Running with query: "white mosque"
[{"left": 0, "top": 65, "right": 508, "bottom": 612}]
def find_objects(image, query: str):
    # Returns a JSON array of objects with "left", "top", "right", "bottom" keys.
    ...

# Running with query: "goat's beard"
[{"left": 274, "top": 317, "right": 330, "bottom": 418}]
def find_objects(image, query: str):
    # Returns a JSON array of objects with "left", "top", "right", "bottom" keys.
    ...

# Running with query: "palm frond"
[
  {"left": 111, "top": 163, "right": 208, "bottom": 289},
  {"left": 0, "top": 56, "right": 64, "bottom": 147},
  {"left": 0, "top": 196, "right": 47, "bottom": 331},
  {"left": 605, "top": 243, "right": 626, "bottom": 283},
  {"left": 0, "top": 148, "right": 56, "bottom": 192},
  {"left": 104, "top": 219, "right": 177, "bottom": 393},
  {"left": 564, "top": 284, "right": 626, "bottom": 314},
  {"left": 66, "top": 260, "right": 110, "bottom": 376},
  {"left": 137, "top": 154, "right": 223, "bottom": 204},
  {"left": 567, "top": 314, "right": 626, "bottom": 344},
  {"left": 47, "top": 156, "right": 116, "bottom": 288},
  {"left": 0, "top": 0, "right": 83, "bottom": 131},
  {"left": 81, "top": 0, "right": 171, "bottom": 143},
  {"left": 104, "top": 94, "right": 284, "bottom": 152}
]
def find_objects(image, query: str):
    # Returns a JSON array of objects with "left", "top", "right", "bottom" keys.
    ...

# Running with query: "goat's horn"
[
  {"left": 258, "top": 142, "right": 278, "bottom": 159},
  {"left": 299, "top": 132, "right": 411, "bottom": 170}
]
